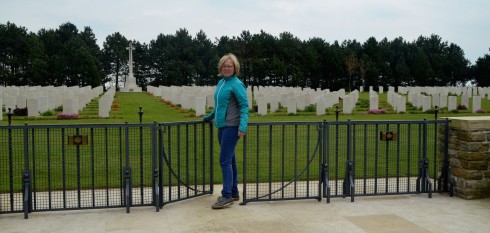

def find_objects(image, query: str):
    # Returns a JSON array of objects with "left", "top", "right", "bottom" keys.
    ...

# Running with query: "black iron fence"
[
  {"left": 0, "top": 121, "right": 213, "bottom": 219},
  {"left": 1, "top": 119, "right": 451, "bottom": 218},
  {"left": 240, "top": 119, "right": 452, "bottom": 204}
]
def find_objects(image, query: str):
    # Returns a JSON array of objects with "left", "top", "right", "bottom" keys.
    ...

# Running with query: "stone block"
[
  {"left": 460, "top": 160, "right": 488, "bottom": 170},
  {"left": 456, "top": 131, "right": 485, "bottom": 142},
  {"left": 456, "top": 151, "right": 485, "bottom": 161}
]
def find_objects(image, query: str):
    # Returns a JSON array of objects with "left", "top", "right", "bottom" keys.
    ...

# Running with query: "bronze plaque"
[
  {"left": 380, "top": 131, "right": 397, "bottom": 141},
  {"left": 68, "top": 135, "right": 88, "bottom": 145}
]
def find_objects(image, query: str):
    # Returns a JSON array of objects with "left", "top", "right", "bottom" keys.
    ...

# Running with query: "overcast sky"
[{"left": 1, "top": 0, "right": 489, "bottom": 63}]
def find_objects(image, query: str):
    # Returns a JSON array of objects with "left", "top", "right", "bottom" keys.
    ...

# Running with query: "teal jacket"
[{"left": 205, "top": 76, "right": 249, "bottom": 133}]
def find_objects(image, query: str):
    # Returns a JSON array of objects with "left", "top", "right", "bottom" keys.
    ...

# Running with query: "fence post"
[
  {"left": 138, "top": 106, "right": 143, "bottom": 123},
  {"left": 22, "top": 123, "right": 32, "bottom": 219},
  {"left": 7, "top": 108, "right": 13, "bottom": 125},
  {"left": 151, "top": 122, "right": 160, "bottom": 212},
  {"left": 124, "top": 122, "right": 132, "bottom": 213}
]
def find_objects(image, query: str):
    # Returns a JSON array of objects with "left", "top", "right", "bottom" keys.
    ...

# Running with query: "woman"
[{"left": 203, "top": 53, "right": 249, "bottom": 209}]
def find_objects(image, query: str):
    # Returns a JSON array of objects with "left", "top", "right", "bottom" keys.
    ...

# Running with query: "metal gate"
[
  {"left": 240, "top": 119, "right": 452, "bottom": 205},
  {"left": 0, "top": 121, "right": 213, "bottom": 219}
]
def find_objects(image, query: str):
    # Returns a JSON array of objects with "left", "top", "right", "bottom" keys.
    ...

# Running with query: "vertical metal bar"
[
  {"left": 177, "top": 125, "right": 181, "bottom": 199},
  {"left": 185, "top": 124, "right": 189, "bottom": 197},
  {"left": 124, "top": 123, "right": 132, "bottom": 213},
  {"left": 407, "top": 124, "right": 411, "bottom": 192},
  {"left": 306, "top": 125, "right": 311, "bottom": 197},
  {"left": 241, "top": 126, "right": 247, "bottom": 204},
  {"left": 385, "top": 124, "right": 389, "bottom": 194},
  {"left": 30, "top": 128, "right": 36, "bottom": 210},
  {"left": 193, "top": 124, "right": 197, "bottom": 196},
  {"left": 324, "top": 121, "right": 330, "bottom": 203},
  {"left": 158, "top": 125, "right": 164, "bottom": 207},
  {"left": 47, "top": 128, "right": 52, "bottom": 209},
  {"left": 281, "top": 125, "right": 285, "bottom": 199},
  {"left": 8, "top": 125, "right": 14, "bottom": 212},
  {"left": 62, "top": 128, "right": 66, "bottom": 208},
  {"left": 209, "top": 122, "right": 214, "bottom": 195},
  {"left": 105, "top": 127, "right": 110, "bottom": 206},
  {"left": 90, "top": 128, "right": 95, "bottom": 207},
  {"left": 167, "top": 125, "right": 172, "bottom": 202},
  {"left": 255, "top": 125, "right": 259, "bottom": 199},
  {"left": 23, "top": 124, "right": 31, "bottom": 219},
  {"left": 76, "top": 128, "right": 81, "bottom": 208},
  {"left": 334, "top": 122, "right": 339, "bottom": 196},
  {"left": 151, "top": 123, "right": 159, "bottom": 212},
  {"left": 119, "top": 127, "right": 124, "bottom": 203},
  {"left": 294, "top": 125, "right": 298, "bottom": 198},
  {"left": 363, "top": 124, "right": 367, "bottom": 195},
  {"left": 396, "top": 123, "right": 400, "bottom": 193},
  {"left": 343, "top": 120, "right": 351, "bottom": 197},
  {"left": 432, "top": 121, "right": 438, "bottom": 191},
  {"left": 268, "top": 125, "right": 273, "bottom": 200},
  {"left": 374, "top": 124, "right": 379, "bottom": 194},
  {"left": 140, "top": 124, "right": 144, "bottom": 204}
]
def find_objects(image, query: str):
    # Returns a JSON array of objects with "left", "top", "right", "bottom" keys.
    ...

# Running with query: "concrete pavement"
[{"left": 1, "top": 191, "right": 489, "bottom": 233}]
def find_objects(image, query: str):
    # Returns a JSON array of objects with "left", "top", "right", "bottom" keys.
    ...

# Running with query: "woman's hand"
[{"left": 238, "top": 131, "right": 245, "bottom": 137}]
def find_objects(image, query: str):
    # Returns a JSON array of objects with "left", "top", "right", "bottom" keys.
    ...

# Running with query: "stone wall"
[{"left": 446, "top": 116, "right": 490, "bottom": 199}]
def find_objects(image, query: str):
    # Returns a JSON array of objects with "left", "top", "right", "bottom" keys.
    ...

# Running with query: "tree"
[
  {"left": 101, "top": 32, "right": 129, "bottom": 90},
  {"left": 345, "top": 53, "right": 358, "bottom": 92},
  {"left": 473, "top": 54, "right": 490, "bottom": 86}
]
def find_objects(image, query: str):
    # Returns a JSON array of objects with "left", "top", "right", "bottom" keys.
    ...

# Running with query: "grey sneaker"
[
  {"left": 217, "top": 195, "right": 239, "bottom": 202},
  {"left": 212, "top": 197, "right": 234, "bottom": 209}
]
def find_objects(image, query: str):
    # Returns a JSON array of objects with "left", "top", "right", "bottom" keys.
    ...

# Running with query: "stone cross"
[{"left": 127, "top": 42, "right": 135, "bottom": 78}]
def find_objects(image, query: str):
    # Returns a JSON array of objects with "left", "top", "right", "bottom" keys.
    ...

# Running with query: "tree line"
[{"left": 1, "top": 21, "right": 489, "bottom": 91}]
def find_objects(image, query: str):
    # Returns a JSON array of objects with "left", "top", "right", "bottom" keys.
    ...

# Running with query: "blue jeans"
[{"left": 218, "top": 126, "right": 240, "bottom": 198}]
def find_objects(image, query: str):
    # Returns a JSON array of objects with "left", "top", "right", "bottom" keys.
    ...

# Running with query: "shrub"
[
  {"left": 56, "top": 113, "right": 80, "bottom": 119},
  {"left": 367, "top": 109, "right": 386, "bottom": 114},
  {"left": 41, "top": 110, "right": 55, "bottom": 116},
  {"left": 457, "top": 104, "right": 467, "bottom": 110},
  {"left": 305, "top": 104, "right": 316, "bottom": 112},
  {"left": 476, "top": 109, "right": 486, "bottom": 113},
  {"left": 13, "top": 107, "right": 28, "bottom": 116}
]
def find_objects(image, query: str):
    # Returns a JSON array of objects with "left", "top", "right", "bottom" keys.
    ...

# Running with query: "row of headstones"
[
  {"left": 147, "top": 85, "right": 489, "bottom": 116},
  {"left": 98, "top": 87, "right": 116, "bottom": 118},
  {"left": 147, "top": 85, "right": 254, "bottom": 117},
  {"left": 0, "top": 85, "right": 104, "bottom": 117},
  {"left": 148, "top": 85, "right": 356, "bottom": 116},
  {"left": 398, "top": 86, "right": 490, "bottom": 97}
]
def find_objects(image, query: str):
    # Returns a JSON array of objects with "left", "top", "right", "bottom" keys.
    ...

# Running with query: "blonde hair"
[{"left": 218, "top": 53, "right": 240, "bottom": 76}]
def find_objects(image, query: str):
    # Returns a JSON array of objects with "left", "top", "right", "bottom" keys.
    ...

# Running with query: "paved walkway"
[{"left": 1, "top": 192, "right": 489, "bottom": 233}]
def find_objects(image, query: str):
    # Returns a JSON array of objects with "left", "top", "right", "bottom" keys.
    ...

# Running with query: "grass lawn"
[{"left": 1, "top": 91, "right": 488, "bottom": 192}]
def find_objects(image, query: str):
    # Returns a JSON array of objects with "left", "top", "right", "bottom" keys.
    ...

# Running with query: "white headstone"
[
  {"left": 16, "top": 95, "right": 26, "bottom": 108},
  {"left": 432, "top": 94, "right": 440, "bottom": 108},
  {"left": 257, "top": 97, "right": 268, "bottom": 116},
  {"left": 343, "top": 96, "right": 353, "bottom": 114},
  {"left": 63, "top": 98, "right": 77, "bottom": 114},
  {"left": 27, "top": 99, "right": 39, "bottom": 116},
  {"left": 195, "top": 96, "right": 206, "bottom": 116},
  {"left": 98, "top": 97, "right": 111, "bottom": 118},
  {"left": 461, "top": 95, "right": 469, "bottom": 108},
  {"left": 286, "top": 97, "right": 296, "bottom": 114},
  {"left": 5, "top": 96, "right": 15, "bottom": 111},
  {"left": 270, "top": 97, "right": 279, "bottom": 113},
  {"left": 472, "top": 96, "right": 482, "bottom": 113},
  {"left": 448, "top": 96, "right": 457, "bottom": 111},
  {"left": 316, "top": 96, "right": 326, "bottom": 116},
  {"left": 0, "top": 98, "right": 2, "bottom": 121},
  {"left": 422, "top": 96, "right": 431, "bottom": 112},
  {"left": 369, "top": 94, "right": 379, "bottom": 110},
  {"left": 38, "top": 96, "right": 48, "bottom": 113}
]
